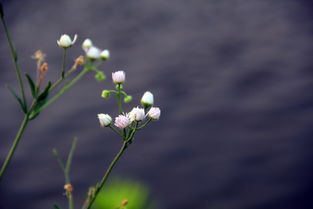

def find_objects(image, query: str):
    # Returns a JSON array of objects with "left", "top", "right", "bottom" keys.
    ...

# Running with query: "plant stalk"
[
  {"left": 1, "top": 15, "right": 27, "bottom": 109},
  {"left": 0, "top": 115, "right": 29, "bottom": 180},
  {"left": 84, "top": 141, "right": 128, "bottom": 209}
]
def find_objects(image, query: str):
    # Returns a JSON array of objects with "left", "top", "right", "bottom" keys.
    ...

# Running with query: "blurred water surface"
[{"left": 1, "top": 0, "right": 313, "bottom": 209}]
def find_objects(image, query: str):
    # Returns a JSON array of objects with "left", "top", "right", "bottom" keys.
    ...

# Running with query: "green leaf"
[
  {"left": 28, "top": 82, "right": 52, "bottom": 120},
  {"left": 0, "top": 2, "right": 4, "bottom": 19},
  {"left": 37, "top": 81, "right": 51, "bottom": 101},
  {"left": 53, "top": 204, "right": 62, "bottom": 209},
  {"left": 6, "top": 85, "right": 27, "bottom": 113},
  {"left": 25, "top": 73, "right": 38, "bottom": 98}
]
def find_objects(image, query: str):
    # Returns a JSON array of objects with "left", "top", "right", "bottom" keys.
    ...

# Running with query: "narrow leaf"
[
  {"left": 37, "top": 81, "right": 51, "bottom": 101},
  {"left": 6, "top": 85, "right": 27, "bottom": 113},
  {"left": 25, "top": 73, "right": 37, "bottom": 98}
]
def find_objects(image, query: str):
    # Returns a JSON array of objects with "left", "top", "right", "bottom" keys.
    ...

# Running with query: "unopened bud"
[
  {"left": 95, "top": 71, "right": 106, "bottom": 81},
  {"left": 100, "top": 49, "right": 110, "bottom": 60},
  {"left": 101, "top": 90, "right": 110, "bottom": 98},
  {"left": 124, "top": 95, "right": 132, "bottom": 103},
  {"left": 141, "top": 91, "right": 154, "bottom": 107}
]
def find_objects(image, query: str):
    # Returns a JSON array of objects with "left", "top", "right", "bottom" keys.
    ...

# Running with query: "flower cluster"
[
  {"left": 82, "top": 38, "right": 110, "bottom": 61},
  {"left": 97, "top": 71, "right": 161, "bottom": 142}
]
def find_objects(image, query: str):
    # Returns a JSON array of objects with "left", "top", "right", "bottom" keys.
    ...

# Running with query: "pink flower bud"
[
  {"left": 114, "top": 114, "right": 131, "bottom": 129},
  {"left": 112, "top": 71, "right": 126, "bottom": 84}
]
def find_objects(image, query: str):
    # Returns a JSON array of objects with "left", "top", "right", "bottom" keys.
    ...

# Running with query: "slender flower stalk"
[{"left": 61, "top": 49, "right": 67, "bottom": 78}]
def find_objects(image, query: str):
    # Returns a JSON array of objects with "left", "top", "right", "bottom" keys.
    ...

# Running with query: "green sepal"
[
  {"left": 0, "top": 2, "right": 4, "bottom": 18},
  {"left": 53, "top": 204, "right": 62, "bottom": 209},
  {"left": 25, "top": 73, "right": 38, "bottom": 98},
  {"left": 6, "top": 85, "right": 27, "bottom": 113}
]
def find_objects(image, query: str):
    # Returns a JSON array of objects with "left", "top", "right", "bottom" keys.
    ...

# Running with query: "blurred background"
[{"left": 1, "top": 0, "right": 313, "bottom": 208}]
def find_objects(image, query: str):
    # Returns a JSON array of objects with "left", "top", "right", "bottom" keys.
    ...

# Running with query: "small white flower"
[
  {"left": 100, "top": 49, "right": 110, "bottom": 60},
  {"left": 114, "top": 114, "right": 131, "bottom": 129},
  {"left": 112, "top": 71, "right": 125, "bottom": 84},
  {"left": 57, "top": 34, "right": 77, "bottom": 48},
  {"left": 141, "top": 91, "right": 154, "bottom": 107},
  {"left": 82, "top": 38, "right": 93, "bottom": 49},
  {"left": 98, "top": 114, "right": 112, "bottom": 127},
  {"left": 129, "top": 107, "right": 145, "bottom": 122},
  {"left": 86, "top": 46, "right": 101, "bottom": 60},
  {"left": 148, "top": 107, "right": 161, "bottom": 120}
]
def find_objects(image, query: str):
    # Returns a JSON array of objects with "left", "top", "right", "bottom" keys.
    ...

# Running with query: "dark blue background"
[{"left": 1, "top": 0, "right": 313, "bottom": 208}]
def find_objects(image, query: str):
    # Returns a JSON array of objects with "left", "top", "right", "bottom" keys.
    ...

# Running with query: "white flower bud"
[
  {"left": 114, "top": 114, "right": 131, "bottom": 129},
  {"left": 129, "top": 107, "right": 145, "bottom": 122},
  {"left": 112, "top": 71, "right": 125, "bottom": 84},
  {"left": 100, "top": 49, "right": 110, "bottom": 60},
  {"left": 86, "top": 46, "right": 101, "bottom": 60},
  {"left": 148, "top": 107, "right": 161, "bottom": 120},
  {"left": 97, "top": 113, "right": 112, "bottom": 127},
  {"left": 82, "top": 38, "right": 93, "bottom": 49},
  {"left": 141, "top": 91, "right": 154, "bottom": 107},
  {"left": 57, "top": 34, "right": 77, "bottom": 48}
]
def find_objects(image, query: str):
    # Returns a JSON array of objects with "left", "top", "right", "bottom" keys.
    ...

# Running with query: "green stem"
[
  {"left": 39, "top": 67, "right": 89, "bottom": 112},
  {"left": 61, "top": 49, "right": 67, "bottom": 78},
  {"left": 84, "top": 141, "right": 128, "bottom": 209},
  {"left": 0, "top": 115, "right": 29, "bottom": 180},
  {"left": 1, "top": 15, "right": 27, "bottom": 109},
  {"left": 117, "top": 86, "right": 122, "bottom": 114}
]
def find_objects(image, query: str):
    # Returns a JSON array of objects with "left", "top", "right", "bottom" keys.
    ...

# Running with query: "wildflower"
[
  {"left": 82, "top": 38, "right": 93, "bottom": 49},
  {"left": 141, "top": 91, "right": 154, "bottom": 107},
  {"left": 112, "top": 71, "right": 125, "bottom": 84},
  {"left": 57, "top": 34, "right": 77, "bottom": 48},
  {"left": 114, "top": 114, "right": 131, "bottom": 129},
  {"left": 86, "top": 46, "right": 101, "bottom": 60},
  {"left": 100, "top": 49, "right": 110, "bottom": 60},
  {"left": 148, "top": 107, "right": 161, "bottom": 120},
  {"left": 129, "top": 107, "right": 145, "bottom": 122},
  {"left": 98, "top": 114, "right": 112, "bottom": 127}
]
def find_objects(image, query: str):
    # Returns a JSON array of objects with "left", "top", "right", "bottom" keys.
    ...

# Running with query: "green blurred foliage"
[{"left": 93, "top": 178, "right": 156, "bottom": 209}]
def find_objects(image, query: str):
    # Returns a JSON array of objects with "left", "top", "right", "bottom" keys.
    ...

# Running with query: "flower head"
[
  {"left": 100, "top": 49, "right": 110, "bottom": 60},
  {"left": 82, "top": 38, "right": 93, "bottom": 50},
  {"left": 98, "top": 114, "right": 112, "bottom": 127},
  {"left": 141, "top": 91, "right": 154, "bottom": 107},
  {"left": 148, "top": 107, "right": 161, "bottom": 120},
  {"left": 86, "top": 46, "right": 101, "bottom": 60},
  {"left": 112, "top": 71, "right": 126, "bottom": 84},
  {"left": 114, "top": 114, "right": 131, "bottom": 129},
  {"left": 57, "top": 34, "right": 77, "bottom": 48},
  {"left": 129, "top": 107, "right": 145, "bottom": 122}
]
